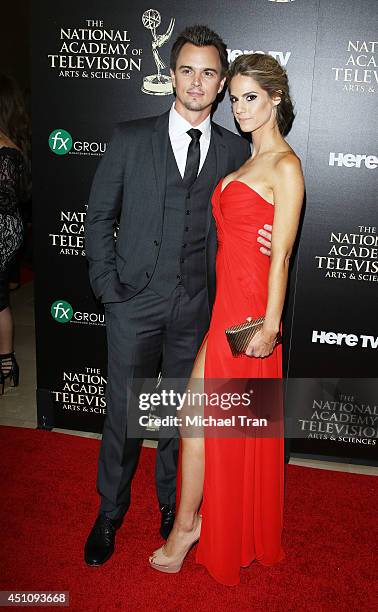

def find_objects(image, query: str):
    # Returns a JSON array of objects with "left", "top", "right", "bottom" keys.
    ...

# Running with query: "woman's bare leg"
[
  {"left": 153, "top": 339, "right": 207, "bottom": 558},
  {"left": 0, "top": 307, "right": 13, "bottom": 354}
]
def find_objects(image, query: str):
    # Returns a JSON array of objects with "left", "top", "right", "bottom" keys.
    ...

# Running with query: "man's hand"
[{"left": 257, "top": 224, "right": 272, "bottom": 256}]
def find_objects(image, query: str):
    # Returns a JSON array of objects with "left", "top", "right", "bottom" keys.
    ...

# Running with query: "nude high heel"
[{"left": 149, "top": 515, "right": 202, "bottom": 574}]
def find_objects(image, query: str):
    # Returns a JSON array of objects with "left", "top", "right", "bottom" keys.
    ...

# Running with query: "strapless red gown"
[{"left": 195, "top": 180, "right": 285, "bottom": 585}]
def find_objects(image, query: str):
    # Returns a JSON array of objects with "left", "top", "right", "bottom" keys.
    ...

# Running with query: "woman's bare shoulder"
[
  {"left": 270, "top": 150, "right": 304, "bottom": 209},
  {"left": 273, "top": 149, "right": 303, "bottom": 182}
]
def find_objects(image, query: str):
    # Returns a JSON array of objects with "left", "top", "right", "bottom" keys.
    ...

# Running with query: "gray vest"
[{"left": 149, "top": 137, "right": 217, "bottom": 298}]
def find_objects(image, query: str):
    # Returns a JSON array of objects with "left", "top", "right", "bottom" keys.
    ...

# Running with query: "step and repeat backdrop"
[{"left": 32, "top": 0, "right": 377, "bottom": 464}]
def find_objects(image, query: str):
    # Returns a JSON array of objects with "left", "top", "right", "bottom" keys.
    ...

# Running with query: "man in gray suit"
[{"left": 84, "top": 25, "right": 272, "bottom": 566}]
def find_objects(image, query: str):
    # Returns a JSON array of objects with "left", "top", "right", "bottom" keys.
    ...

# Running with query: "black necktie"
[{"left": 183, "top": 128, "right": 202, "bottom": 190}]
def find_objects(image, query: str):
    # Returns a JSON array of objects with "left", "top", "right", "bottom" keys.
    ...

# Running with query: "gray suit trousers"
[{"left": 98, "top": 284, "right": 210, "bottom": 519}]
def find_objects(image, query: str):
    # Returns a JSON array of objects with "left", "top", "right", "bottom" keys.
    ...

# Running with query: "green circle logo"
[
  {"left": 51, "top": 300, "right": 73, "bottom": 323},
  {"left": 48, "top": 129, "right": 73, "bottom": 155}
]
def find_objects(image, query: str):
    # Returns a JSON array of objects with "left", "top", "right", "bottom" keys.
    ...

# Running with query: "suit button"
[
  {"left": 185, "top": 227, "right": 189, "bottom": 232},
  {"left": 180, "top": 258, "right": 185, "bottom": 263},
  {"left": 186, "top": 210, "right": 190, "bottom": 215},
  {"left": 154, "top": 240, "right": 159, "bottom": 246},
  {"left": 182, "top": 243, "right": 187, "bottom": 248},
  {"left": 176, "top": 274, "right": 181, "bottom": 280}
]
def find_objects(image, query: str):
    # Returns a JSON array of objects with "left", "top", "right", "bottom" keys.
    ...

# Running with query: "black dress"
[{"left": 0, "top": 147, "right": 24, "bottom": 311}]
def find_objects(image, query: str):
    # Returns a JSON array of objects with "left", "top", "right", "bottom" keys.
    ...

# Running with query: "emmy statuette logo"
[{"left": 141, "top": 9, "right": 175, "bottom": 96}]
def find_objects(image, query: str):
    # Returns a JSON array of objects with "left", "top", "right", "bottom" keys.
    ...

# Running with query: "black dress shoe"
[
  {"left": 84, "top": 514, "right": 122, "bottom": 566},
  {"left": 159, "top": 504, "right": 175, "bottom": 540}
]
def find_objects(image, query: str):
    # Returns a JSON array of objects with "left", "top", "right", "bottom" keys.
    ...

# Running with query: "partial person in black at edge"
[{"left": 0, "top": 74, "right": 31, "bottom": 393}]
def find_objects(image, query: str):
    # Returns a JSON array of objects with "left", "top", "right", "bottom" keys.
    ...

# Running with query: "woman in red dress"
[{"left": 149, "top": 53, "right": 304, "bottom": 585}]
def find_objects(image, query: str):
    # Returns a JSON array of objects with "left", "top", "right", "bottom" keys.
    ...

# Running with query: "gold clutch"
[{"left": 225, "top": 316, "right": 282, "bottom": 357}]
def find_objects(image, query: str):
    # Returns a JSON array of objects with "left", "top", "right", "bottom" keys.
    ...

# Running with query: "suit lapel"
[
  {"left": 202, "top": 122, "right": 227, "bottom": 233},
  {"left": 151, "top": 111, "right": 170, "bottom": 216},
  {"left": 211, "top": 121, "right": 228, "bottom": 190}
]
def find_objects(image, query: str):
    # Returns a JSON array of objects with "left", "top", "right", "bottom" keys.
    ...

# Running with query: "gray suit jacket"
[{"left": 85, "top": 110, "right": 250, "bottom": 306}]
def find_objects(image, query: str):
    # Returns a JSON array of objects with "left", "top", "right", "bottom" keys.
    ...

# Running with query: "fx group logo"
[
  {"left": 48, "top": 129, "right": 107, "bottom": 157},
  {"left": 51, "top": 300, "right": 73, "bottom": 323},
  {"left": 50, "top": 299, "right": 105, "bottom": 327},
  {"left": 49, "top": 129, "right": 73, "bottom": 155}
]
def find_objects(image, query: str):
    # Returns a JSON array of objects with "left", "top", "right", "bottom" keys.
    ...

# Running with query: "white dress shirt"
[{"left": 168, "top": 102, "right": 212, "bottom": 178}]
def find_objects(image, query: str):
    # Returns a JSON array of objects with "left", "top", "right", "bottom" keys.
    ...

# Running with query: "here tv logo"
[
  {"left": 329, "top": 152, "right": 378, "bottom": 169},
  {"left": 312, "top": 329, "right": 378, "bottom": 349}
]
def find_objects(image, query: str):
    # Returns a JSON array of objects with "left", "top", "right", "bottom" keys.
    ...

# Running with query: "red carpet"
[{"left": 0, "top": 426, "right": 376, "bottom": 611}]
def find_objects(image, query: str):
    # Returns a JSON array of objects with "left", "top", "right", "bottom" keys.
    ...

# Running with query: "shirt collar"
[{"left": 169, "top": 102, "right": 211, "bottom": 139}]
